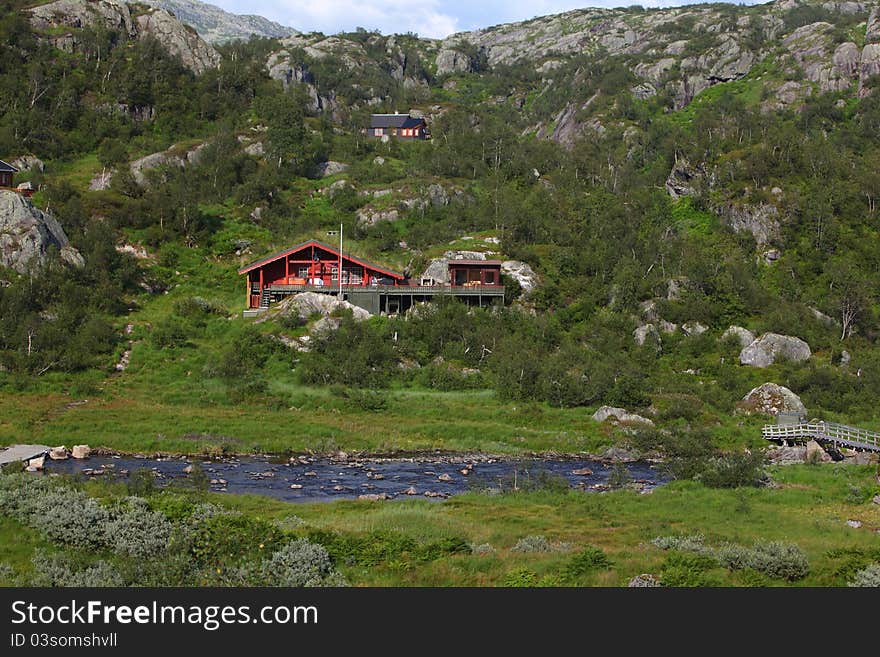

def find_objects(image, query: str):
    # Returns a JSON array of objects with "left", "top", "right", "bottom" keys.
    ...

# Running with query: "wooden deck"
[
  {"left": 762, "top": 421, "right": 880, "bottom": 453},
  {"left": 265, "top": 284, "right": 505, "bottom": 296}
]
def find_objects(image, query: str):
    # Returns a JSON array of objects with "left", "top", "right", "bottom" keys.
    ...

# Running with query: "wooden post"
[
  {"left": 285, "top": 255, "right": 289, "bottom": 284},
  {"left": 259, "top": 268, "right": 264, "bottom": 306},
  {"left": 338, "top": 223, "right": 343, "bottom": 299},
  {"left": 246, "top": 274, "right": 250, "bottom": 308}
]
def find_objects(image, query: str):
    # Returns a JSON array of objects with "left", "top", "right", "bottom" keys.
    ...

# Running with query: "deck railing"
[
  {"left": 762, "top": 421, "right": 880, "bottom": 452},
  {"left": 266, "top": 283, "right": 505, "bottom": 295}
]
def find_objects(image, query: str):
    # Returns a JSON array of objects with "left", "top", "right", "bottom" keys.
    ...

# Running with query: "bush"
[
  {"left": 30, "top": 550, "right": 123, "bottom": 587},
  {"left": 104, "top": 497, "right": 174, "bottom": 558},
  {"left": 660, "top": 552, "right": 723, "bottom": 587},
  {"left": 742, "top": 541, "right": 809, "bottom": 581},
  {"left": 503, "top": 567, "right": 540, "bottom": 587},
  {"left": 189, "top": 513, "right": 285, "bottom": 566},
  {"left": 258, "top": 539, "right": 347, "bottom": 587},
  {"left": 848, "top": 564, "right": 880, "bottom": 587},
  {"left": 511, "top": 535, "right": 571, "bottom": 553},
  {"left": 470, "top": 543, "right": 496, "bottom": 555},
  {"left": 563, "top": 546, "right": 612, "bottom": 580}
]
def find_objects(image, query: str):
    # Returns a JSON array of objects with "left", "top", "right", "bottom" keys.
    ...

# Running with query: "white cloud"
[{"left": 211, "top": 0, "right": 460, "bottom": 39}]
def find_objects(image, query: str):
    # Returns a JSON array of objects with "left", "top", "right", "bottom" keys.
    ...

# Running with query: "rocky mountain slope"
[
  {"left": 139, "top": 0, "right": 297, "bottom": 43},
  {"left": 27, "top": 0, "right": 221, "bottom": 74}
]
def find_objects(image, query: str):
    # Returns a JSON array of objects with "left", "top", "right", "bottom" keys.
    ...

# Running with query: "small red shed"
[{"left": 448, "top": 260, "right": 502, "bottom": 287}]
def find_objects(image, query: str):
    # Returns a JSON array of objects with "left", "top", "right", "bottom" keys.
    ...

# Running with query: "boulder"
[
  {"left": 26, "top": 455, "right": 45, "bottom": 472},
  {"left": 9, "top": 155, "right": 44, "bottom": 173},
  {"left": 681, "top": 321, "right": 708, "bottom": 337},
  {"left": 766, "top": 444, "right": 807, "bottom": 464},
  {"left": 134, "top": 9, "right": 221, "bottom": 75},
  {"left": 0, "top": 191, "right": 84, "bottom": 273},
  {"left": 48, "top": 446, "right": 69, "bottom": 460},
  {"left": 739, "top": 333, "right": 811, "bottom": 367},
  {"left": 722, "top": 326, "right": 756, "bottom": 348},
  {"left": 633, "top": 323, "right": 661, "bottom": 350},
  {"left": 129, "top": 150, "right": 185, "bottom": 187},
  {"left": 665, "top": 157, "right": 707, "bottom": 199},
  {"left": 806, "top": 439, "right": 833, "bottom": 463},
  {"left": 89, "top": 170, "right": 113, "bottom": 191},
  {"left": 501, "top": 261, "right": 538, "bottom": 295},
  {"left": 571, "top": 467, "right": 593, "bottom": 476},
  {"left": 317, "top": 161, "right": 348, "bottom": 177},
  {"left": 358, "top": 493, "right": 390, "bottom": 501},
  {"left": 628, "top": 574, "right": 661, "bottom": 587},
  {"left": 262, "top": 292, "right": 371, "bottom": 323},
  {"left": 592, "top": 406, "right": 655, "bottom": 427},
  {"left": 71, "top": 445, "right": 91, "bottom": 459},
  {"left": 739, "top": 382, "right": 807, "bottom": 416},
  {"left": 356, "top": 208, "right": 399, "bottom": 227}
]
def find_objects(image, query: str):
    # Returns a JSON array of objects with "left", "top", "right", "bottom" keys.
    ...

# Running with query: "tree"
[{"left": 258, "top": 89, "right": 307, "bottom": 169}]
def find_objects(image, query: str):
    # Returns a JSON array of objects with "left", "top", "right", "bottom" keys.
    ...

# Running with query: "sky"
[{"left": 211, "top": 0, "right": 766, "bottom": 40}]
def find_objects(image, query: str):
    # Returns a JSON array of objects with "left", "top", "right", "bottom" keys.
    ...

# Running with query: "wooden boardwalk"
[
  {"left": 762, "top": 421, "right": 880, "bottom": 453},
  {"left": 0, "top": 444, "right": 51, "bottom": 466}
]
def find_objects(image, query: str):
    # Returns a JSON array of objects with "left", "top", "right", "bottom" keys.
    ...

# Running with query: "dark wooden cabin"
[
  {"left": 448, "top": 260, "right": 502, "bottom": 287},
  {"left": 369, "top": 113, "right": 429, "bottom": 140},
  {"left": 0, "top": 160, "right": 17, "bottom": 188},
  {"left": 238, "top": 240, "right": 405, "bottom": 309}
]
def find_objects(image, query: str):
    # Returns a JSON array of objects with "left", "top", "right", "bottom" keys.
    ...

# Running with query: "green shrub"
[
  {"left": 503, "top": 567, "right": 539, "bottom": 587},
  {"left": 29, "top": 550, "right": 123, "bottom": 587},
  {"left": 190, "top": 514, "right": 285, "bottom": 565},
  {"left": 563, "top": 546, "right": 613, "bottom": 580},
  {"left": 257, "top": 539, "right": 347, "bottom": 587},
  {"left": 660, "top": 552, "right": 723, "bottom": 587},
  {"left": 848, "top": 564, "right": 880, "bottom": 587}
]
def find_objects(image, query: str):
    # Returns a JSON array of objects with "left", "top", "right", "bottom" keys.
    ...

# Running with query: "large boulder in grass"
[
  {"left": 723, "top": 325, "right": 756, "bottom": 348},
  {"left": 592, "top": 406, "right": 655, "bottom": 427},
  {"left": 739, "top": 333, "right": 811, "bottom": 368},
  {"left": 738, "top": 383, "right": 806, "bottom": 417}
]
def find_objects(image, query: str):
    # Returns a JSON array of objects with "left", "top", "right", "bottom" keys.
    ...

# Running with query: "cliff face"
[
  {"left": 27, "top": 0, "right": 220, "bottom": 75},
  {"left": 0, "top": 192, "right": 83, "bottom": 274},
  {"left": 138, "top": 0, "right": 297, "bottom": 44}
]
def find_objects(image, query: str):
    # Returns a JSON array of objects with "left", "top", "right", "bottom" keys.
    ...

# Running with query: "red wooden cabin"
[{"left": 238, "top": 239, "right": 404, "bottom": 309}]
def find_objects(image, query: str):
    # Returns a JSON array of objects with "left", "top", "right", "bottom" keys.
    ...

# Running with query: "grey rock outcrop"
[
  {"left": 722, "top": 326, "right": 756, "bottom": 348},
  {"left": 634, "top": 323, "right": 661, "bottom": 350},
  {"left": 0, "top": 191, "right": 83, "bottom": 273},
  {"left": 867, "top": 6, "right": 880, "bottom": 43},
  {"left": 720, "top": 203, "right": 781, "bottom": 246},
  {"left": 135, "top": 9, "right": 221, "bottom": 75},
  {"left": 128, "top": 142, "right": 206, "bottom": 187},
  {"left": 592, "top": 406, "right": 654, "bottom": 427},
  {"left": 317, "top": 161, "right": 348, "bottom": 177},
  {"left": 28, "top": 0, "right": 135, "bottom": 36},
  {"left": 259, "top": 292, "right": 371, "bottom": 324},
  {"left": 501, "top": 261, "right": 537, "bottom": 295},
  {"left": 356, "top": 208, "right": 399, "bottom": 228},
  {"left": 138, "top": 0, "right": 297, "bottom": 44},
  {"left": 28, "top": 1, "right": 220, "bottom": 75},
  {"left": 739, "top": 382, "right": 807, "bottom": 416},
  {"left": 681, "top": 321, "right": 708, "bottom": 337},
  {"left": 665, "top": 158, "right": 711, "bottom": 199},
  {"left": 9, "top": 156, "right": 44, "bottom": 173},
  {"left": 739, "top": 333, "right": 811, "bottom": 368}
]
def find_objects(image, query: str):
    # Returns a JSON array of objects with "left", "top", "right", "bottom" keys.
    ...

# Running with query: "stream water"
[{"left": 43, "top": 454, "right": 665, "bottom": 503}]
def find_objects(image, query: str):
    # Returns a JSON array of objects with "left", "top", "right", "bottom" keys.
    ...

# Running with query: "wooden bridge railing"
[{"left": 762, "top": 421, "right": 880, "bottom": 452}]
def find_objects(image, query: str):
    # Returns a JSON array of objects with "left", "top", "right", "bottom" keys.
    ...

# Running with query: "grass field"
[{"left": 1, "top": 463, "right": 877, "bottom": 587}]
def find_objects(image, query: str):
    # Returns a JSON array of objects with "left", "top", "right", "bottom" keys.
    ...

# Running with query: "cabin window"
[
  {"left": 298, "top": 267, "right": 309, "bottom": 278},
  {"left": 375, "top": 128, "right": 384, "bottom": 136},
  {"left": 484, "top": 271, "right": 497, "bottom": 285},
  {"left": 331, "top": 265, "right": 338, "bottom": 281}
]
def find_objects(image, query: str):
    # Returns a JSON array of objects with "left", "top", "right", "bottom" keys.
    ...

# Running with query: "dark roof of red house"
[
  {"left": 238, "top": 239, "right": 404, "bottom": 279},
  {"left": 0, "top": 160, "right": 18, "bottom": 173},
  {"left": 449, "top": 260, "right": 503, "bottom": 266},
  {"left": 370, "top": 114, "right": 426, "bottom": 129}
]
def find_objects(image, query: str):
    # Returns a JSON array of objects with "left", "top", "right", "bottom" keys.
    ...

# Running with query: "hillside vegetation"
[{"left": 1, "top": 0, "right": 880, "bottom": 458}]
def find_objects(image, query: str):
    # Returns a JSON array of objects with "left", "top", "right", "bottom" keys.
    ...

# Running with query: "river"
[{"left": 43, "top": 454, "right": 665, "bottom": 502}]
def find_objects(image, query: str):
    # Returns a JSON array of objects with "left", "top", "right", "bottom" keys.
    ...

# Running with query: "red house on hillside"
[
  {"left": 0, "top": 160, "right": 17, "bottom": 188},
  {"left": 238, "top": 240, "right": 404, "bottom": 309},
  {"left": 369, "top": 113, "right": 429, "bottom": 140}
]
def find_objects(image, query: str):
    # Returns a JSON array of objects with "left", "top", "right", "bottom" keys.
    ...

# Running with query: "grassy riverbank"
[
  {"left": 1, "top": 463, "right": 878, "bottom": 587},
  {"left": 0, "top": 386, "right": 770, "bottom": 457}
]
